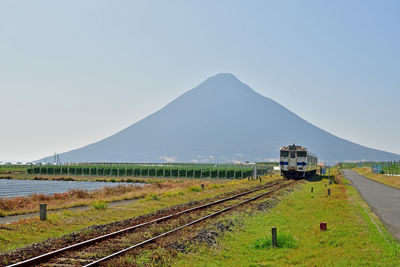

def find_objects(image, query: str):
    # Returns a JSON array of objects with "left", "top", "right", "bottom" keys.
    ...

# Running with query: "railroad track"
[{"left": 7, "top": 179, "right": 296, "bottom": 267}]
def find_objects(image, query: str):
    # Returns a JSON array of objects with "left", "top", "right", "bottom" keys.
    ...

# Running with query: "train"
[{"left": 279, "top": 144, "right": 318, "bottom": 179}]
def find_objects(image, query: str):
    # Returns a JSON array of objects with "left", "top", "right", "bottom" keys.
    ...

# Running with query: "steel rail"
[
  {"left": 85, "top": 181, "right": 295, "bottom": 266},
  {"left": 7, "top": 180, "right": 286, "bottom": 267}
]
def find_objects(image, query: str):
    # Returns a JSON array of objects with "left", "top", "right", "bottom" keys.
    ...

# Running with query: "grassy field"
[
  {"left": 161, "top": 169, "right": 400, "bottom": 266},
  {"left": 0, "top": 179, "right": 198, "bottom": 216},
  {"left": 0, "top": 175, "right": 280, "bottom": 252},
  {"left": 352, "top": 167, "right": 400, "bottom": 189}
]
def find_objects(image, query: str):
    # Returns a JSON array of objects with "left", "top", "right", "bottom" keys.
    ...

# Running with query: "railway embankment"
[
  {"left": 141, "top": 170, "right": 399, "bottom": 266},
  {"left": 1, "top": 170, "right": 399, "bottom": 266},
  {"left": 0, "top": 175, "right": 281, "bottom": 255}
]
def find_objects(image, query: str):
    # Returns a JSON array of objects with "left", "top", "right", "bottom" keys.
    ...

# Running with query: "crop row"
[{"left": 27, "top": 166, "right": 255, "bottom": 179}]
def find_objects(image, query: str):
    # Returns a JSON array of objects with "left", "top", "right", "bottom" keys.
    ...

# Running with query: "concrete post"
[
  {"left": 40, "top": 204, "right": 47, "bottom": 221},
  {"left": 271, "top": 227, "right": 277, "bottom": 248}
]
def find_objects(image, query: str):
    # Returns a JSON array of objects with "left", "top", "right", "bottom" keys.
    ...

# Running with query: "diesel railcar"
[{"left": 279, "top": 144, "right": 318, "bottom": 179}]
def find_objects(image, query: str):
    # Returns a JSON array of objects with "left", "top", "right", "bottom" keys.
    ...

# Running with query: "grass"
[
  {"left": 0, "top": 179, "right": 222, "bottom": 216},
  {"left": 352, "top": 167, "right": 400, "bottom": 189},
  {"left": 169, "top": 169, "right": 400, "bottom": 266},
  {"left": 189, "top": 186, "right": 203, "bottom": 192},
  {"left": 92, "top": 200, "right": 108, "bottom": 210},
  {"left": 250, "top": 233, "right": 298, "bottom": 249},
  {"left": 0, "top": 175, "right": 281, "bottom": 252}
]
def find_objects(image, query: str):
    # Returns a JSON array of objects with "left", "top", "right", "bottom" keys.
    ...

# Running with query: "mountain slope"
[{"left": 40, "top": 73, "right": 400, "bottom": 163}]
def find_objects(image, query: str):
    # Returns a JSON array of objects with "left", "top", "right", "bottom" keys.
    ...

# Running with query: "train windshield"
[
  {"left": 297, "top": 151, "right": 307, "bottom": 157},
  {"left": 280, "top": 151, "right": 289, "bottom": 157}
]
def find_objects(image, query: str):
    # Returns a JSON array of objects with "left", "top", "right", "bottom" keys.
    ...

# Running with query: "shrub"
[
  {"left": 146, "top": 193, "right": 160, "bottom": 200},
  {"left": 194, "top": 170, "right": 201, "bottom": 178},
  {"left": 178, "top": 169, "right": 186, "bottom": 177},
  {"left": 189, "top": 186, "right": 202, "bottom": 192},
  {"left": 164, "top": 169, "right": 171, "bottom": 177},
  {"left": 250, "top": 233, "right": 297, "bottom": 249},
  {"left": 76, "top": 167, "right": 82, "bottom": 175},
  {"left": 156, "top": 169, "right": 163, "bottom": 177},
  {"left": 202, "top": 169, "right": 210, "bottom": 178},
  {"left": 140, "top": 168, "right": 149, "bottom": 177},
  {"left": 118, "top": 168, "right": 126, "bottom": 176},
  {"left": 210, "top": 184, "right": 225, "bottom": 189},
  {"left": 92, "top": 200, "right": 108, "bottom": 210},
  {"left": 163, "top": 191, "right": 185, "bottom": 198},
  {"left": 70, "top": 189, "right": 89, "bottom": 199},
  {"left": 186, "top": 169, "right": 194, "bottom": 178},
  {"left": 149, "top": 168, "right": 156, "bottom": 177},
  {"left": 90, "top": 167, "right": 97, "bottom": 175},
  {"left": 126, "top": 168, "right": 133, "bottom": 176}
]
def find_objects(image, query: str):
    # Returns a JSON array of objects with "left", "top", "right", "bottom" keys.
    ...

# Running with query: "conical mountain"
[{"left": 40, "top": 73, "right": 400, "bottom": 163}]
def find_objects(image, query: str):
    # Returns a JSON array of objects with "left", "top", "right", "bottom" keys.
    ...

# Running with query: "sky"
[{"left": 1, "top": 0, "right": 399, "bottom": 162}]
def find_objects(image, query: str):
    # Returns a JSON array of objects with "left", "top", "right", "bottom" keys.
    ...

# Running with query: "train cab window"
[
  {"left": 297, "top": 151, "right": 307, "bottom": 157},
  {"left": 280, "top": 151, "right": 289, "bottom": 157},
  {"left": 290, "top": 152, "right": 295, "bottom": 158}
]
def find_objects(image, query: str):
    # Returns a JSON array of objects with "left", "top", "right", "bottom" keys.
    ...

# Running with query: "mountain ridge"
[{"left": 39, "top": 73, "right": 400, "bottom": 163}]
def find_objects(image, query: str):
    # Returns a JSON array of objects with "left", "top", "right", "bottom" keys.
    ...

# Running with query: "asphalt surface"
[{"left": 342, "top": 169, "right": 400, "bottom": 240}]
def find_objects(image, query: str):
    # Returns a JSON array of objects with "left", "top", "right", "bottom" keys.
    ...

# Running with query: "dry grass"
[{"left": 0, "top": 180, "right": 214, "bottom": 216}]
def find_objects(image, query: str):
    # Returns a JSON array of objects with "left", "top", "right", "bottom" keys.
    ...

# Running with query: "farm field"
[
  {"left": 114, "top": 169, "right": 400, "bottom": 266},
  {"left": 0, "top": 178, "right": 138, "bottom": 198},
  {"left": 26, "top": 163, "right": 270, "bottom": 179}
]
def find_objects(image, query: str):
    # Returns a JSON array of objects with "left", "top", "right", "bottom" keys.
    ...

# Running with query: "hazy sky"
[{"left": 1, "top": 0, "right": 399, "bottom": 162}]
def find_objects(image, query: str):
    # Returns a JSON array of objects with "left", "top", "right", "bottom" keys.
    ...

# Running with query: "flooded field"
[{"left": 0, "top": 179, "right": 143, "bottom": 198}]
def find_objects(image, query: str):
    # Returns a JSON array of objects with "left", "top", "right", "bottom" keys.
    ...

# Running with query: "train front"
[{"left": 279, "top": 144, "right": 308, "bottom": 179}]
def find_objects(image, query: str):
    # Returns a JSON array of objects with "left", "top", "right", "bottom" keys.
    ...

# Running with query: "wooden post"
[
  {"left": 40, "top": 204, "right": 47, "bottom": 221},
  {"left": 327, "top": 188, "right": 331, "bottom": 196},
  {"left": 271, "top": 227, "right": 277, "bottom": 248},
  {"left": 311, "top": 187, "right": 313, "bottom": 193}
]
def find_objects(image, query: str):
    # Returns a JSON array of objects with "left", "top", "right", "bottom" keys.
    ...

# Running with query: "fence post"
[
  {"left": 271, "top": 227, "right": 277, "bottom": 248},
  {"left": 39, "top": 204, "right": 47, "bottom": 221}
]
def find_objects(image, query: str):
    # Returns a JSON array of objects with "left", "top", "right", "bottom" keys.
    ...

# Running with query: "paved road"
[{"left": 342, "top": 169, "right": 400, "bottom": 240}]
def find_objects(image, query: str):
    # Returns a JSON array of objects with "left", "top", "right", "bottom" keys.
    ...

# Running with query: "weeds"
[
  {"left": 147, "top": 193, "right": 161, "bottom": 201},
  {"left": 92, "top": 200, "right": 108, "bottom": 210},
  {"left": 163, "top": 191, "right": 185, "bottom": 198},
  {"left": 189, "top": 187, "right": 202, "bottom": 192},
  {"left": 250, "top": 233, "right": 297, "bottom": 249}
]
